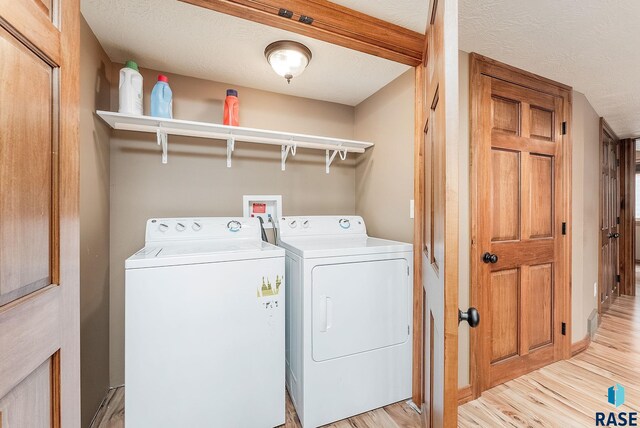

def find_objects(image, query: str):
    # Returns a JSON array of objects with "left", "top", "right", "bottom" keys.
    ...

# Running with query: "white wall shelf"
[{"left": 97, "top": 111, "right": 374, "bottom": 173}]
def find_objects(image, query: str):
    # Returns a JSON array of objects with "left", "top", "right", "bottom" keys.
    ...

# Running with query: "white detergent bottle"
[{"left": 118, "top": 60, "right": 143, "bottom": 115}]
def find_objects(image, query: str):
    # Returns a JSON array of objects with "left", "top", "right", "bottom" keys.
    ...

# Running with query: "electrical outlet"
[
  {"left": 410, "top": 199, "right": 415, "bottom": 219},
  {"left": 594, "top": 282, "right": 597, "bottom": 297}
]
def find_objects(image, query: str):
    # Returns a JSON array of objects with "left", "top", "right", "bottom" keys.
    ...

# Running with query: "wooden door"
[
  {"left": 470, "top": 54, "right": 572, "bottom": 394},
  {"left": 0, "top": 0, "right": 80, "bottom": 427},
  {"left": 599, "top": 120, "right": 620, "bottom": 312},
  {"left": 421, "top": 0, "right": 459, "bottom": 425},
  {"left": 618, "top": 137, "right": 636, "bottom": 297}
]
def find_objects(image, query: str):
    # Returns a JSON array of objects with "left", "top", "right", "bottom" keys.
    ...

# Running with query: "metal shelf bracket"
[
  {"left": 325, "top": 148, "right": 347, "bottom": 174},
  {"left": 281, "top": 143, "right": 296, "bottom": 171},
  {"left": 227, "top": 137, "right": 235, "bottom": 168},
  {"left": 156, "top": 125, "right": 168, "bottom": 164}
]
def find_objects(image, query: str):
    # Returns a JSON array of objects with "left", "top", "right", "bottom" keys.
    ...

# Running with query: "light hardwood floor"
[
  {"left": 89, "top": 387, "right": 421, "bottom": 428},
  {"left": 91, "top": 294, "right": 637, "bottom": 428},
  {"left": 459, "top": 294, "right": 639, "bottom": 427}
]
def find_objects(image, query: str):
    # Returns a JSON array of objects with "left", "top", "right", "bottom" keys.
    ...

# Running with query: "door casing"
[
  {"left": 469, "top": 53, "right": 572, "bottom": 399},
  {"left": 598, "top": 119, "right": 620, "bottom": 313},
  {"left": 617, "top": 136, "right": 636, "bottom": 297}
]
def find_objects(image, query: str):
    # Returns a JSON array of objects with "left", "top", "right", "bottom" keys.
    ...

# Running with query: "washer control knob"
[
  {"left": 158, "top": 223, "right": 169, "bottom": 233},
  {"left": 302, "top": 220, "right": 310, "bottom": 228},
  {"left": 192, "top": 222, "right": 202, "bottom": 231},
  {"left": 339, "top": 218, "right": 351, "bottom": 229},
  {"left": 289, "top": 220, "right": 297, "bottom": 228},
  {"left": 227, "top": 220, "right": 242, "bottom": 232},
  {"left": 176, "top": 222, "right": 186, "bottom": 232}
]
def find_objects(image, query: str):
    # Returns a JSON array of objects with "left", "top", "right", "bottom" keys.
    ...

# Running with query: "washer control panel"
[{"left": 145, "top": 217, "right": 259, "bottom": 244}]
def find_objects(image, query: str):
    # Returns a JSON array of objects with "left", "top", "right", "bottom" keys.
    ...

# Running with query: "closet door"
[{"left": 0, "top": 0, "right": 80, "bottom": 427}]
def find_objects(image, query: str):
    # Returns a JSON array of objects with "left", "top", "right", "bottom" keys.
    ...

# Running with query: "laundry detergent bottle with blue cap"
[{"left": 150, "top": 74, "right": 173, "bottom": 118}]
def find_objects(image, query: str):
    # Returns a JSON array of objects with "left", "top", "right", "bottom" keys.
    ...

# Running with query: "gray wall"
[
  {"left": 79, "top": 17, "right": 112, "bottom": 427},
  {"left": 571, "top": 90, "right": 600, "bottom": 341},
  {"left": 354, "top": 69, "right": 415, "bottom": 243},
  {"left": 108, "top": 67, "right": 358, "bottom": 385}
]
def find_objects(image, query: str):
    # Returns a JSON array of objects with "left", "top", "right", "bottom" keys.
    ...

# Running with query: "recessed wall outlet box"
[{"left": 243, "top": 195, "right": 282, "bottom": 229}]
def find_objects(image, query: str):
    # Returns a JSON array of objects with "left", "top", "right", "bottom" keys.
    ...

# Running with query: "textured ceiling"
[
  {"left": 330, "top": 0, "right": 428, "bottom": 33},
  {"left": 81, "top": 0, "right": 411, "bottom": 106},
  {"left": 460, "top": 0, "right": 640, "bottom": 138}
]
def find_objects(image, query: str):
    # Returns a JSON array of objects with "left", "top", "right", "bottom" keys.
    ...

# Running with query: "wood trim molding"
[
  {"left": 59, "top": 0, "right": 82, "bottom": 425},
  {"left": 619, "top": 137, "right": 636, "bottom": 297},
  {"left": 598, "top": 119, "right": 624, "bottom": 310},
  {"left": 571, "top": 335, "right": 591, "bottom": 356},
  {"left": 469, "top": 53, "right": 572, "bottom": 97},
  {"left": 458, "top": 385, "right": 473, "bottom": 405},
  {"left": 180, "top": 0, "right": 425, "bottom": 66},
  {"left": 411, "top": 63, "right": 425, "bottom": 407}
]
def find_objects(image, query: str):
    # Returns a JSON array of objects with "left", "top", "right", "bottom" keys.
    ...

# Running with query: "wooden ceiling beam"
[{"left": 180, "top": 0, "right": 425, "bottom": 66}]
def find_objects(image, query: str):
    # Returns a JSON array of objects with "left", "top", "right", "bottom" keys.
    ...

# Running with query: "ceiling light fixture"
[{"left": 264, "top": 40, "right": 312, "bottom": 84}]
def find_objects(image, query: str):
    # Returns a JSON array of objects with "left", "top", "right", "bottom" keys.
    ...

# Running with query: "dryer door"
[{"left": 311, "top": 258, "right": 410, "bottom": 361}]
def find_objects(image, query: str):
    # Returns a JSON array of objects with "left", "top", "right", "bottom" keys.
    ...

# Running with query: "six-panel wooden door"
[
  {"left": 599, "top": 120, "right": 620, "bottom": 312},
  {"left": 0, "top": 0, "right": 80, "bottom": 426},
  {"left": 471, "top": 55, "right": 572, "bottom": 393}
]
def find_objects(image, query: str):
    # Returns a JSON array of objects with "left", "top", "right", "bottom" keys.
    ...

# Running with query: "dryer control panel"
[{"left": 278, "top": 216, "right": 367, "bottom": 238}]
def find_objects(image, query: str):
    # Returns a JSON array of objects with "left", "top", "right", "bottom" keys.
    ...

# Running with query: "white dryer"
[
  {"left": 277, "top": 216, "right": 413, "bottom": 427},
  {"left": 125, "top": 217, "right": 285, "bottom": 428}
]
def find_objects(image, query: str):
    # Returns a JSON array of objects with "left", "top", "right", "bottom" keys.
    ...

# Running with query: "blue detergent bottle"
[{"left": 150, "top": 74, "right": 173, "bottom": 118}]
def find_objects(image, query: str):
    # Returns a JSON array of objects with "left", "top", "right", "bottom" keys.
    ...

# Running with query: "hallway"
[{"left": 459, "top": 294, "right": 639, "bottom": 427}]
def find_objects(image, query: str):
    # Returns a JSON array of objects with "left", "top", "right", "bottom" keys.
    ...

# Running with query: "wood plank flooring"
[
  {"left": 91, "top": 294, "right": 637, "bottom": 427},
  {"left": 459, "top": 294, "right": 639, "bottom": 427},
  {"left": 89, "top": 386, "right": 420, "bottom": 428}
]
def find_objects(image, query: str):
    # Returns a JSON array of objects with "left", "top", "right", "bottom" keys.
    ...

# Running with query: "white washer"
[
  {"left": 125, "top": 217, "right": 285, "bottom": 428},
  {"left": 277, "top": 215, "right": 413, "bottom": 427}
]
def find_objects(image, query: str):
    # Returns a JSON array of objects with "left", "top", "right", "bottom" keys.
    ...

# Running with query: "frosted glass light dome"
[{"left": 265, "top": 41, "right": 312, "bottom": 84}]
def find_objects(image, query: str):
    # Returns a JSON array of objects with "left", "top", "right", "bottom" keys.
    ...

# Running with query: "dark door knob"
[
  {"left": 459, "top": 307, "right": 480, "bottom": 328},
  {"left": 609, "top": 232, "right": 620, "bottom": 239},
  {"left": 482, "top": 252, "right": 498, "bottom": 264}
]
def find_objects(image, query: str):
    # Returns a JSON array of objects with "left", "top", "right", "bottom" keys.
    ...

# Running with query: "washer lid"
[
  {"left": 126, "top": 239, "right": 284, "bottom": 269},
  {"left": 278, "top": 236, "right": 411, "bottom": 259}
]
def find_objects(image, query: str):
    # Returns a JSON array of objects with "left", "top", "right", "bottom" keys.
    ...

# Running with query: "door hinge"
[
  {"left": 617, "top": 216, "right": 620, "bottom": 225},
  {"left": 561, "top": 222, "right": 567, "bottom": 235},
  {"left": 407, "top": 266, "right": 410, "bottom": 276},
  {"left": 616, "top": 274, "right": 621, "bottom": 283},
  {"left": 561, "top": 322, "right": 566, "bottom": 336},
  {"left": 617, "top": 159, "right": 620, "bottom": 167},
  {"left": 408, "top": 325, "right": 410, "bottom": 335},
  {"left": 561, "top": 121, "right": 567, "bottom": 135}
]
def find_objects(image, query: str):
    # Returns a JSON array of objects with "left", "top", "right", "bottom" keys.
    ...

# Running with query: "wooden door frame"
[
  {"left": 605, "top": 119, "right": 636, "bottom": 299},
  {"left": 469, "top": 53, "right": 573, "bottom": 399},
  {"left": 179, "top": 0, "right": 425, "bottom": 66},
  {"left": 619, "top": 137, "right": 636, "bottom": 297},
  {"left": 412, "top": 61, "right": 425, "bottom": 407},
  {"left": 123, "top": 0, "right": 432, "bottom": 410},
  {"left": 598, "top": 119, "right": 621, "bottom": 313}
]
